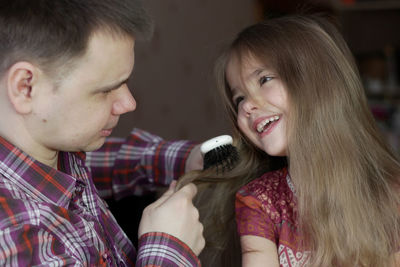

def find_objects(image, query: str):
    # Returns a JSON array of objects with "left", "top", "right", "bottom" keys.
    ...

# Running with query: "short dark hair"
[{"left": 0, "top": 0, "right": 153, "bottom": 76}]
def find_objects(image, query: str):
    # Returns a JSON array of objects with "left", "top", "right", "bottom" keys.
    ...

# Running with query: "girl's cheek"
[{"left": 237, "top": 119, "right": 248, "bottom": 136}]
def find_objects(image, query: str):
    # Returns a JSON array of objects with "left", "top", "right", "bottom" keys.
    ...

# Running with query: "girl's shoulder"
[
  {"left": 236, "top": 167, "right": 297, "bottom": 226},
  {"left": 237, "top": 167, "right": 293, "bottom": 202},
  {"left": 239, "top": 167, "right": 290, "bottom": 195}
]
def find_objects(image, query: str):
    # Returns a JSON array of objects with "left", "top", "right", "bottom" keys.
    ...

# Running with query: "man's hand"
[
  {"left": 185, "top": 144, "right": 203, "bottom": 172},
  {"left": 138, "top": 181, "right": 205, "bottom": 255}
]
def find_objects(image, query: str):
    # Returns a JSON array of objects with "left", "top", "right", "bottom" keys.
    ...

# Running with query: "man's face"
[{"left": 26, "top": 31, "right": 136, "bottom": 153}]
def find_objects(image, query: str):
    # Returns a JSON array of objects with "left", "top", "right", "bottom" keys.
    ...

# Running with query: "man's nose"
[{"left": 112, "top": 86, "right": 136, "bottom": 115}]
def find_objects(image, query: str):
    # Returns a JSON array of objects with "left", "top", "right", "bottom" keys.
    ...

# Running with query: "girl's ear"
[{"left": 7, "top": 62, "right": 37, "bottom": 114}]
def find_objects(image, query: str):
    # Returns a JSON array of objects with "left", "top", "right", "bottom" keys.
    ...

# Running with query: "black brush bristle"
[{"left": 203, "top": 144, "right": 239, "bottom": 173}]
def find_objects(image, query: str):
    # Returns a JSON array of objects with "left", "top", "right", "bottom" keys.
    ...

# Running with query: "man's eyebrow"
[{"left": 100, "top": 78, "right": 130, "bottom": 91}]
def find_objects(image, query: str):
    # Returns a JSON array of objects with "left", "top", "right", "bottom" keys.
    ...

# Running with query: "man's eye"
[
  {"left": 101, "top": 83, "right": 126, "bottom": 95},
  {"left": 259, "top": 76, "right": 273, "bottom": 86},
  {"left": 234, "top": 96, "right": 244, "bottom": 109},
  {"left": 102, "top": 89, "right": 113, "bottom": 95}
]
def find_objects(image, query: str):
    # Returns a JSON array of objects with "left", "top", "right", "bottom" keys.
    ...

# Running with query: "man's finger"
[
  {"left": 172, "top": 183, "right": 197, "bottom": 200},
  {"left": 152, "top": 182, "right": 197, "bottom": 208},
  {"left": 169, "top": 180, "right": 177, "bottom": 190},
  {"left": 152, "top": 184, "right": 176, "bottom": 207}
]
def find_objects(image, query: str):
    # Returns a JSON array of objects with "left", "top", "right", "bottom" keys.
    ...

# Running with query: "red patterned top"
[{"left": 235, "top": 168, "right": 310, "bottom": 266}]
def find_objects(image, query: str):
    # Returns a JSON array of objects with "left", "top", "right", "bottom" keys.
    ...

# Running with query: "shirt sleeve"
[
  {"left": 137, "top": 232, "right": 201, "bottom": 267},
  {"left": 235, "top": 186, "right": 276, "bottom": 242},
  {"left": 86, "top": 128, "right": 196, "bottom": 200}
]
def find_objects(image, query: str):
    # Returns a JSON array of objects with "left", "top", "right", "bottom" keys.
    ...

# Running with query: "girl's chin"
[{"left": 260, "top": 144, "right": 286, "bottom": 157}]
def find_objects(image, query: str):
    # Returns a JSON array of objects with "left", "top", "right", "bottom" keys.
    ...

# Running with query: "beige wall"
[{"left": 113, "top": 1, "right": 257, "bottom": 142}]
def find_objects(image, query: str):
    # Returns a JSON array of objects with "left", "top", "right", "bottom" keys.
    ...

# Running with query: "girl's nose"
[{"left": 241, "top": 97, "right": 258, "bottom": 117}]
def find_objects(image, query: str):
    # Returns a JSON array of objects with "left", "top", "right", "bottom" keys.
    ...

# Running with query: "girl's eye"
[
  {"left": 259, "top": 76, "right": 273, "bottom": 86},
  {"left": 233, "top": 96, "right": 244, "bottom": 109}
]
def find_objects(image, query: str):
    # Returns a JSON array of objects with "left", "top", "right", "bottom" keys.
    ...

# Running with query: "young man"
[{"left": 0, "top": 0, "right": 204, "bottom": 266}]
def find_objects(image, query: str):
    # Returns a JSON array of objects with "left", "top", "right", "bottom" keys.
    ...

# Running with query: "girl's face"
[{"left": 226, "top": 54, "right": 289, "bottom": 156}]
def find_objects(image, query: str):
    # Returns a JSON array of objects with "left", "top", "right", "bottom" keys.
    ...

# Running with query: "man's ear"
[{"left": 7, "top": 62, "right": 37, "bottom": 114}]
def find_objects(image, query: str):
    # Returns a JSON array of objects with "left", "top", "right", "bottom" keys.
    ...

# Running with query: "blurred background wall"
[
  {"left": 112, "top": 0, "right": 258, "bottom": 142},
  {"left": 112, "top": 0, "right": 400, "bottom": 154}
]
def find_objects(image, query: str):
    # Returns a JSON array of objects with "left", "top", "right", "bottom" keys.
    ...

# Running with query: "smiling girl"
[
  {"left": 177, "top": 14, "right": 400, "bottom": 267},
  {"left": 218, "top": 15, "right": 400, "bottom": 267}
]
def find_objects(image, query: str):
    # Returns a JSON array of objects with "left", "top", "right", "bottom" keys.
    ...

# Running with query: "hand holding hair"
[{"left": 138, "top": 182, "right": 205, "bottom": 256}]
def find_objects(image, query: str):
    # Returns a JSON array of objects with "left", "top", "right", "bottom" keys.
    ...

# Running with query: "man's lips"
[
  {"left": 101, "top": 128, "right": 113, "bottom": 137},
  {"left": 101, "top": 120, "right": 118, "bottom": 137}
]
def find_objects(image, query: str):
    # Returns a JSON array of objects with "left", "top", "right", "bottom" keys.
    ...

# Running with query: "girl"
[
  {"left": 223, "top": 15, "right": 400, "bottom": 266},
  {"left": 179, "top": 14, "right": 400, "bottom": 266}
]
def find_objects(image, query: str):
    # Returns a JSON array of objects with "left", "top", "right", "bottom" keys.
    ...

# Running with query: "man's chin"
[{"left": 81, "top": 138, "right": 106, "bottom": 152}]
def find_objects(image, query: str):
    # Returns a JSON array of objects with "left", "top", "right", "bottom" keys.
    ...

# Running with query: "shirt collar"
[{"left": 0, "top": 135, "right": 87, "bottom": 208}]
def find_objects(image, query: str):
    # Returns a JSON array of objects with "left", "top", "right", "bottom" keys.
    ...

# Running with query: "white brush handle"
[{"left": 200, "top": 135, "right": 233, "bottom": 154}]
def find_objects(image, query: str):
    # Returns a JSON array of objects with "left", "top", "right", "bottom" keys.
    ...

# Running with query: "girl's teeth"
[
  {"left": 256, "top": 116, "right": 280, "bottom": 133},
  {"left": 257, "top": 124, "right": 264, "bottom": 133}
]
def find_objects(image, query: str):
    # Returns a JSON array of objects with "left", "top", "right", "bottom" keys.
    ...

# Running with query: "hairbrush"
[{"left": 201, "top": 135, "right": 239, "bottom": 172}]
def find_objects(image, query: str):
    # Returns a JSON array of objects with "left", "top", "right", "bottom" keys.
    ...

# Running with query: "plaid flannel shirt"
[{"left": 0, "top": 128, "right": 200, "bottom": 266}]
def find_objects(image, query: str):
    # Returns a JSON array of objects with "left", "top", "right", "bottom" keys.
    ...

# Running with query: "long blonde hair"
[
  {"left": 209, "top": 15, "right": 400, "bottom": 266},
  {"left": 178, "top": 136, "right": 286, "bottom": 266}
]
